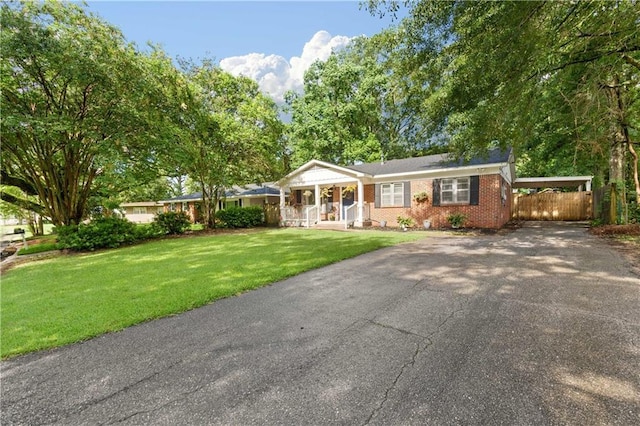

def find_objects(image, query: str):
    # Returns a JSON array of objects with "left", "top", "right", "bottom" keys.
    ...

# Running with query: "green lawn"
[{"left": 1, "top": 228, "right": 425, "bottom": 359}]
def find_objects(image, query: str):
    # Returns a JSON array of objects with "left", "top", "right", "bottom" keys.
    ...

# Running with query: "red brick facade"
[{"left": 364, "top": 174, "right": 511, "bottom": 229}]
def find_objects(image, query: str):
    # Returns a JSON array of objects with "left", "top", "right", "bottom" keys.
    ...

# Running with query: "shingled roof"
[
  {"left": 345, "top": 147, "right": 512, "bottom": 177},
  {"left": 163, "top": 184, "right": 281, "bottom": 203}
]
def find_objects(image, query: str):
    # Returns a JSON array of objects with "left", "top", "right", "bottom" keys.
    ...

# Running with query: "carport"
[{"left": 511, "top": 176, "right": 594, "bottom": 221}]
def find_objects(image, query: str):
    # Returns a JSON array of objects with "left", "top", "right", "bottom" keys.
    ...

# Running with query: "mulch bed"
[{"left": 589, "top": 224, "right": 640, "bottom": 236}]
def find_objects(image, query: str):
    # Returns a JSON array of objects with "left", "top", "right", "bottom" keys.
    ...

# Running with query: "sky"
[{"left": 84, "top": 1, "right": 407, "bottom": 104}]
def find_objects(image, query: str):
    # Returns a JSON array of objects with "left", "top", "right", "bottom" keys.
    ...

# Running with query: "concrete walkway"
[{"left": 2, "top": 222, "right": 639, "bottom": 425}]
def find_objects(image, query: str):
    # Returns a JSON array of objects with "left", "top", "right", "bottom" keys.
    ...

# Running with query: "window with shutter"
[
  {"left": 379, "top": 183, "right": 405, "bottom": 207},
  {"left": 440, "top": 177, "right": 471, "bottom": 204}
]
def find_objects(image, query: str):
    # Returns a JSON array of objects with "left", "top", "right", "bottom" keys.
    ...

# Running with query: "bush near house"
[
  {"left": 152, "top": 211, "right": 191, "bottom": 235},
  {"left": 216, "top": 206, "right": 264, "bottom": 228},
  {"left": 56, "top": 217, "right": 140, "bottom": 251}
]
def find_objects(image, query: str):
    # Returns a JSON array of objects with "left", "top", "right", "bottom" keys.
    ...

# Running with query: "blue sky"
[
  {"left": 86, "top": 1, "right": 402, "bottom": 61},
  {"left": 84, "top": 1, "right": 406, "bottom": 102}
]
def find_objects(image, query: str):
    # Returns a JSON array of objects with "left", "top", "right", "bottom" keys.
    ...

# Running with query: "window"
[
  {"left": 381, "top": 183, "right": 404, "bottom": 207},
  {"left": 441, "top": 177, "right": 470, "bottom": 204},
  {"left": 132, "top": 207, "right": 147, "bottom": 214}
]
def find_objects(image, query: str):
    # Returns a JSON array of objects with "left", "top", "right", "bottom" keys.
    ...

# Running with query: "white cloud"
[{"left": 220, "top": 30, "right": 351, "bottom": 104}]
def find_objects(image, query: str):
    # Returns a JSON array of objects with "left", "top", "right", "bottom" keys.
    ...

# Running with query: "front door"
[{"left": 342, "top": 187, "right": 354, "bottom": 220}]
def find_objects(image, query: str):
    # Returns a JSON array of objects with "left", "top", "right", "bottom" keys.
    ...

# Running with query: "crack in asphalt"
[
  {"left": 363, "top": 305, "right": 467, "bottom": 425},
  {"left": 56, "top": 359, "right": 186, "bottom": 424},
  {"left": 365, "top": 319, "right": 429, "bottom": 339},
  {"left": 363, "top": 339, "right": 425, "bottom": 426},
  {"left": 113, "top": 382, "right": 207, "bottom": 424}
]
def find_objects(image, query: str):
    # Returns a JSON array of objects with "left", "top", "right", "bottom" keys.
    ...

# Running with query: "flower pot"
[{"left": 423, "top": 220, "right": 431, "bottom": 229}]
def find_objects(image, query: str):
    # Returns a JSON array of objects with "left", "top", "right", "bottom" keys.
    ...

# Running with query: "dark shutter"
[
  {"left": 432, "top": 179, "right": 441, "bottom": 206},
  {"left": 295, "top": 189, "right": 302, "bottom": 204},
  {"left": 470, "top": 176, "right": 480, "bottom": 205},
  {"left": 403, "top": 181, "right": 411, "bottom": 207},
  {"left": 374, "top": 184, "right": 381, "bottom": 208}
]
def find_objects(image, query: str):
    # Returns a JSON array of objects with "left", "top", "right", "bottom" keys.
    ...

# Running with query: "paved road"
[{"left": 2, "top": 222, "right": 639, "bottom": 425}]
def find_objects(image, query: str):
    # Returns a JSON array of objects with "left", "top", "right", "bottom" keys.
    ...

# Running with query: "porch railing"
[
  {"left": 344, "top": 202, "right": 371, "bottom": 229},
  {"left": 280, "top": 206, "right": 301, "bottom": 227},
  {"left": 344, "top": 204, "right": 357, "bottom": 229},
  {"left": 303, "top": 205, "right": 319, "bottom": 228}
]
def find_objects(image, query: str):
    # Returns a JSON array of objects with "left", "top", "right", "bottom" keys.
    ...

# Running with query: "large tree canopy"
[
  {"left": 286, "top": 34, "right": 443, "bottom": 168},
  {"left": 1, "top": 1, "right": 180, "bottom": 226},
  {"left": 368, "top": 0, "right": 639, "bottom": 200}
]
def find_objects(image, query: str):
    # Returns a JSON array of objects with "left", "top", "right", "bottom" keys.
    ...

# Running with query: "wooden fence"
[
  {"left": 511, "top": 192, "right": 593, "bottom": 221},
  {"left": 263, "top": 204, "right": 281, "bottom": 226}
]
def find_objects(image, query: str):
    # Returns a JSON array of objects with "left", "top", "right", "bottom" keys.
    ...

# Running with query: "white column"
[
  {"left": 279, "top": 187, "right": 286, "bottom": 209},
  {"left": 356, "top": 180, "right": 364, "bottom": 227},
  {"left": 314, "top": 184, "right": 321, "bottom": 220}
]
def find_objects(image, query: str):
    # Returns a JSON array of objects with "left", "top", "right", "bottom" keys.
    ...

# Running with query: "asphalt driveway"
[{"left": 2, "top": 222, "right": 639, "bottom": 425}]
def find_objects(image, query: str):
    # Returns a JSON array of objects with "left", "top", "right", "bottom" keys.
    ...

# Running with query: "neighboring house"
[
  {"left": 121, "top": 201, "right": 164, "bottom": 223},
  {"left": 277, "top": 148, "right": 515, "bottom": 229},
  {"left": 161, "top": 183, "right": 282, "bottom": 223}
]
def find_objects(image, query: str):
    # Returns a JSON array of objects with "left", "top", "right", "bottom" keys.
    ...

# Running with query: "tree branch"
[
  {"left": 0, "top": 170, "right": 39, "bottom": 195},
  {"left": 0, "top": 192, "right": 46, "bottom": 216},
  {"left": 622, "top": 54, "right": 640, "bottom": 71}
]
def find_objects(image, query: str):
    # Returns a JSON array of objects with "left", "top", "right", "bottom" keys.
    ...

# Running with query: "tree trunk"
[
  {"left": 606, "top": 75, "right": 628, "bottom": 223},
  {"left": 629, "top": 142, "right": 640, "bottom": 204}
]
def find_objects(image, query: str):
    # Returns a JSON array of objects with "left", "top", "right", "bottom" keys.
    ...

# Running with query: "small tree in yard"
[{"left": 174, "top": 60, "right": 286, "bottom": 229}]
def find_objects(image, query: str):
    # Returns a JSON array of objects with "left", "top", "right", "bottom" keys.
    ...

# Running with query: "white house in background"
[{"left": 120, "top": 201, "right": 164, "bottom": 223}]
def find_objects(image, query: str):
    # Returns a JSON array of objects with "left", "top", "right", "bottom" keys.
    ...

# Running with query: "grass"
[
  {"left": 18, "top": 242, "right": 60, "bottom": 256},
  {"left": 0, "top": 228, "right": 425, "bottom": 359}
]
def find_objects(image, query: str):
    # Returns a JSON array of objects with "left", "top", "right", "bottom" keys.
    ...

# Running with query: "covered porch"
[{"left": 277, "top": 161, "right": 372, "bottom": 229}]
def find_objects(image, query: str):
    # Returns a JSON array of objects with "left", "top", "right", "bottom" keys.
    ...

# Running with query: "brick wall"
[{"left": 365, "top": 174, "right": 511, "bottom": 229}]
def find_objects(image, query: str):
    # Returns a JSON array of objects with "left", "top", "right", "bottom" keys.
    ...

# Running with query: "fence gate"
[{"left": 511, "top": 192, "right": 592, "bottom": 221}]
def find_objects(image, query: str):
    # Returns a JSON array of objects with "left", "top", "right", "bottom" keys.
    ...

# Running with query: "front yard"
[{"left": 0, "top": 228, "right": 425, "bottom": 359}]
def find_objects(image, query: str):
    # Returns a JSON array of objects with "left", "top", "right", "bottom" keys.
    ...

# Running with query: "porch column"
[
  {"left": 279, "top": 187, "right": 286, "bottom": 209},
  {"left": 314, "top": 184, "right": 321, "bottom": 217},
  {"left": 356, "top": 180, "right": 364, "bottom": 228}
]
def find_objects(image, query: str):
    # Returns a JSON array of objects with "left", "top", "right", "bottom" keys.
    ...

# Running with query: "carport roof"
[{"left": 512, "top": 176, "right": 593, "bottom": 189}]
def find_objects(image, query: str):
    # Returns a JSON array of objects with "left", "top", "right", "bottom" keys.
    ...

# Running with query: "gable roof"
[{"left": 345, "top": 148, "right": 512, "bottom": 177}]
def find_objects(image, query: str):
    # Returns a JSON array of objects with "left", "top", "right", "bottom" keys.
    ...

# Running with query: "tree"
[
  {"left": 368, "top": 0, "right": 639, "bottom": 219},
  {"left": 287, "top": 34, "right": 443, "bottom": 168},
  {"left": 1, "top": 1, "right": 179, "bottom": 226},
  {"left": 175, "top": 61, "right": 285, "bottom": 228}
]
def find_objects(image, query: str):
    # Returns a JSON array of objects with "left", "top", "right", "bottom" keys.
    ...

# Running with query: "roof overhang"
[
  {"left": 371, "top": 162, "right": 510, "bottom": 182},
  {"left": 277, "top": 160, "right": 371, "bottom": 187},
  {"left": 121, "top": 202, "right": 163, "bottom": 207},
  {"left": 512, "top": 176, "right": 593, "bottom": 189}
]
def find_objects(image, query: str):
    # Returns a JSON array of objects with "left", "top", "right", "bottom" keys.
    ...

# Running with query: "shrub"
[
  {"left": 446, "top": 212, "right": 467, "bottom": 228},
  {"left": 134, "top": 224, "right": 163, "bottom": 240},
  {"left": 216, "top": 206, "right": 264, "bottom": 228},
  {"left": 396, "top": 216, "right": 414, "bottom": 228},
  {"left": 152, "top": 211, "right": 191, "bottom": 235},
  {"left": 56, "top": 217, "right": 139, "bottom": 251}
]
